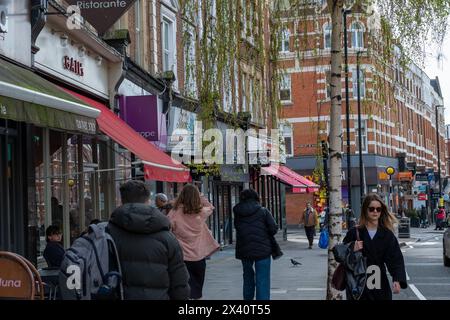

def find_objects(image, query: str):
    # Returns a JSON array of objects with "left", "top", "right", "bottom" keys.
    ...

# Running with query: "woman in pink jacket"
[{"left": 168, "top": 184, "right": 220, "bottom": 299}]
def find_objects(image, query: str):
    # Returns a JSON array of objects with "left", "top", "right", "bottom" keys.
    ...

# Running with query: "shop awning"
[
  {"left": 278, "top": 166, "right": 320, "bottom": 192},
  {"left": 261, "top": 165, "right": 308, "bottom": 193},
  {"left": 0, "top": 58, "right": 99, "bottom": 134},
  {"left": 261, "top": 164, "right": 320, "bottom": 193},
  {"left": 63, "top": 89, "right": 191, "bottom": 183}
]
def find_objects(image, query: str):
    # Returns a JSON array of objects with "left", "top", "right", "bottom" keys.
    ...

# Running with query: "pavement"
[{"left": 202, "top": 225, "right": 442, "bottom": 300}]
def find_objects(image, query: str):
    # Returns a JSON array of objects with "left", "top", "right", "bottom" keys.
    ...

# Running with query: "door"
[{"left": 0, "top": 123, "right": 23, "bottom": 254}]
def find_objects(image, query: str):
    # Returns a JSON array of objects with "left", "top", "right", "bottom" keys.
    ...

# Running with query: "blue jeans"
[{"left": 241, "top": 257, "right": 271, "bottom": 300}]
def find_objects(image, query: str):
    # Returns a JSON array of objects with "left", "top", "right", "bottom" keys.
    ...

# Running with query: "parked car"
[{"left": 443, "top": 225, "right": 450, "bottom": 267}]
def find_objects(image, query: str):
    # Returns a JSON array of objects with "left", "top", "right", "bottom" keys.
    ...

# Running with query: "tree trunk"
[{"left": 326, "top": 0, "right": 344, "bottom": 300}]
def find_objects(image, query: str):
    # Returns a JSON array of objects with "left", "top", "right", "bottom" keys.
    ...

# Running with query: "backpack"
[{"left": 58, "top": 222, "right": 123, "bottom": 300}]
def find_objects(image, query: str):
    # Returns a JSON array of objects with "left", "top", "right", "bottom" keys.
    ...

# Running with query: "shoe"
[{"left": 308, "top": 246, "right": 312, "bottom": 249}]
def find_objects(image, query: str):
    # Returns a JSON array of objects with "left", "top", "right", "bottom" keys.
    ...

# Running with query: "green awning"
[{"left": 0, "top": 58, "right": 99, "bottom": 135}]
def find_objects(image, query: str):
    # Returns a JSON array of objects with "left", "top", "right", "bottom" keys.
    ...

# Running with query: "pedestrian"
[
  {"left": 43, "top": 225, "right": 65, "bottom": 268},
  {"left": 107, "top": 180, "right": 190, "bottom": 300},
  {"left": 343, "top": 193, "right": 407, "bottom": 300},
  {"left": 155, "top": 193, "right": 173, "bottom": 215},
  {"left": 420, "top": 205, "right": 428, "bottom": 228},
  {"left": 233, "top": 189, "right": 278, "bottom": 300},
  {"left": 436, "top": 207, "right": 446, "bottom": 230},
  {"left": 299, "top": 202, "right": 318, "bottom": 249},
  {"left": 168, "top": 184, "right": 220, "bottom": 300}
]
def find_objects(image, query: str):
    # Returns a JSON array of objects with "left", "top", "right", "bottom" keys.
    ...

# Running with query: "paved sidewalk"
[{"left": 202, "top": 227, "right": 328, "bottom": 300}]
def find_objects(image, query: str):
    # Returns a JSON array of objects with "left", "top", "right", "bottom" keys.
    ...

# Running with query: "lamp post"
[
  {"left": 356, "top": 51, "right": 364, "bottom": 204},
  {"left": 343, "top": 9, "right": 352, "bottom": 212},
  {"left": 435, "top": 104, "right": 444, "bottom": 199}
]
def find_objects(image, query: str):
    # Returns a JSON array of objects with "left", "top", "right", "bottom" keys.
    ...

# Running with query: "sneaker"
[{"left": 308, "top": 245, "right": 312, "bottom": 249}]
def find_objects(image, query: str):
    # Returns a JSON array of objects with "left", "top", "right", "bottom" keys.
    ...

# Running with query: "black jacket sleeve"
[
  {"left": 384, "top": 231, "right": 408, "bottom": 289},
  {"left": 264, "top": 209, "right": 278, "bottom": 236},
  {"left": 343, "top": 227, "right": 356, "bottom": 244},
  {"left": 166, "top": 233, "right": 190, "bottom": 300}
]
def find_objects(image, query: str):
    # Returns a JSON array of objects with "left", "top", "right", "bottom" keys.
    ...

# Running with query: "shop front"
[{"left": 0, "top": 57, "right": 99, "bottom": 265}]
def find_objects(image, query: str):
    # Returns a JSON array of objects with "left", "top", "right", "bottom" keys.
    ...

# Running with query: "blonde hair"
[{"left": 359, "top": 193, "right": 397, "bottom": 232}]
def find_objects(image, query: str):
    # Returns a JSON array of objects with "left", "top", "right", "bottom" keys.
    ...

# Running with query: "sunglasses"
[{"left": 368, "top": 206, "right": 382, "bottom": 213}]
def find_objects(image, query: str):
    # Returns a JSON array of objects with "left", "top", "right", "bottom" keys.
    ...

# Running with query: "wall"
[{"left": 0, "top": 0, "right": 31, "bottom": 66}]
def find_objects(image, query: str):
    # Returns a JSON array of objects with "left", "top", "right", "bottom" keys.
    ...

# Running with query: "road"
[{"left": 395, "top": 230, "right": 450, "bottom": 300}]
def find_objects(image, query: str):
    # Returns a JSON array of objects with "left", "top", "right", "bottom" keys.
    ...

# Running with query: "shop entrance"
[{"left": 0, "top": 120, "right": 24, "bottom": 254}]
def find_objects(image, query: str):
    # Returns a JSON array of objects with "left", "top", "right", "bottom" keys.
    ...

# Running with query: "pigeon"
[{"left": 290, "top": 258, "right": 302, "bottom": 266}]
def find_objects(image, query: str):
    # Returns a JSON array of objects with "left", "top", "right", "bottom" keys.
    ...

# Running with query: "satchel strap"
[{"left": 356, "top": 226, "right": 360, "bottom": 241}]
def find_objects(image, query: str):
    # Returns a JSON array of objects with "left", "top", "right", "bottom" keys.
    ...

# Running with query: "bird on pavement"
[{"left": 290, "top": 258, "right": 302, "bottom": 266}]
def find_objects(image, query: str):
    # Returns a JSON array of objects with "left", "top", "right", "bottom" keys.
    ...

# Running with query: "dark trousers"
[
  {"left": 241, "top": 257, "right": 271, "bottom": 300},
  {"left": 185, "top": 259, "right": 206, "bottom": 299},
  {"left": 305, "top": 226, "right": 315, "bottom": 246}
]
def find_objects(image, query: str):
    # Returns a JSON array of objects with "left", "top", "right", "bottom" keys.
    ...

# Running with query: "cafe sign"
[
  {"left": 63, "top": 56, "right": 84, "bottom": 77},
  {"left": 66, "top": 0, "right": 138, "bottom": 35}
]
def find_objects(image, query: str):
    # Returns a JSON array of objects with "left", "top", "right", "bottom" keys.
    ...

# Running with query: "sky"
[{"left": 424, "top": 31, "right": 450, "bottom": 124}]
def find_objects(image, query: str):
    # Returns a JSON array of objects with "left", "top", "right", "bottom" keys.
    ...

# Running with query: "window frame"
[
  {"left": 323, "top": 23, "right": 331, "bottom": 49},
  {"left": 351, "top": 22, "right": 364, "bottom": 49},
  {"left": 279, "top": 73, "right": 292, "bottom": 103}
]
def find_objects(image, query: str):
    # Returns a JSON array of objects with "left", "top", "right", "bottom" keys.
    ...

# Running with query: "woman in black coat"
[
  {"left": 233, "top": 189, "right": 278, "bottom": 300},
  {"left": 343, "top": 193, "right": 407, "bottom": 300}
]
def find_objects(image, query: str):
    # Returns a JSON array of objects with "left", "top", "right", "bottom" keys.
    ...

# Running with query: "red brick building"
[{"left": 277, "top": 7, "right": 446, "bottom": 223}]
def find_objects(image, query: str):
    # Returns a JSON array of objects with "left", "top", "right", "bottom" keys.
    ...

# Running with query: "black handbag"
[{"left": 270, "top": 236, "right": 283, "bottom": 260}]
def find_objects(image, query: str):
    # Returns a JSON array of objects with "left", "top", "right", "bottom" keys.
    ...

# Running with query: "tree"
[{"left": 323, "top": 0, "right": 449, "bottom": 300}]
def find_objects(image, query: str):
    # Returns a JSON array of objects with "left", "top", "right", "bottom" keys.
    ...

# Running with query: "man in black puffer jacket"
[
  {"left": 233, "top": 189, "right": 278, "bottom": 300},
  {"left": 107, "top": 180, "right": 190, "bottom": 300}
]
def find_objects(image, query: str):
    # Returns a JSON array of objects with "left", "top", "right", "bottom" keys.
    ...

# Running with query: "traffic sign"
[
  {"left": 418, "top": 193, "right": 427, "bottom": 201},
  {"left": 386, "top": 166, "right": 395, "bottom": 176}
]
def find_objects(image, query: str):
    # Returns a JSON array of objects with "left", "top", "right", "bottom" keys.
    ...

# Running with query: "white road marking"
[
  {"left": 271, "top": 289, "right": 287, "bottom": 294},
  {"left": 406, "top": 271, "right": 410, "bottom": 281},
  {"left": 296, "top": 288, "right": 326, "bottom": 291},
  {"left": 409, "top": 284, "right": 427, "bottom": 300}
]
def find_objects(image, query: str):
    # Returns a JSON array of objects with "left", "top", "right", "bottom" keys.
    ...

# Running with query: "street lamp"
[
  {"left": 343, "top": 9, "right": 353, "bottom": 212},
  {"left": 435, "top": 104, "right": 445, "bottom": 200},
  {"left": 356, "top": 50, "right": 365, "bottom": 204}
]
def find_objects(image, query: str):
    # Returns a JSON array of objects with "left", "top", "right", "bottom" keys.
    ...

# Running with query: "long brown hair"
[
  {"left": 173, "top": 184, "right": 203, "bottom": 214},
  {"left": 359, "top": 193, "right": 397, "bottom": 232}
]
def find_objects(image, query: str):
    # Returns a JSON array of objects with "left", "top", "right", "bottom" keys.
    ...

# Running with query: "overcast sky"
[{"left": 424, "top": 31, "right": 450, "bottom": 124}]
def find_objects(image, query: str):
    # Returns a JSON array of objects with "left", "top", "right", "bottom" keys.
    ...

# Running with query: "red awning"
[
  {"left": 278, "top": 166, "right": 320, "bottom": 192},
  {"left": 261, "top": 165, "right": 307, "bottom": 194},
  {"left": 63, "top": 89, "right": 191, "bottom": 183},
  {"left": 261, "top": 164, "right": 320, "bottom": 193}
]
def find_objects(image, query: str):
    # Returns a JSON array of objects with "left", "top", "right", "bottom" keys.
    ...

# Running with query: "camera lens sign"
[{"left": 66, "top": 1, "right": 138, "bottom": 35}]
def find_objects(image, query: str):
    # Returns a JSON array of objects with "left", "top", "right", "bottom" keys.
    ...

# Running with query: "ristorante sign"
[{"left": 66, "top": 0, "right": 138, "bottom": 35}]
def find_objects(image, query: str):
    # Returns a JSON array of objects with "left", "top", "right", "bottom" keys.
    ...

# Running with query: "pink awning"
[
  {"left": 278, "top": 166, "right": 320, "bottom": 192},
  {"left": 261, "top": 165, "right": 307, "bottom": 194}
]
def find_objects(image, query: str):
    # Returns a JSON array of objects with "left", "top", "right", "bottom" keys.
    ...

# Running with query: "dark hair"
[
  {"left": 239, "top": 189, "right": 260, "bottom": 203},
  {"left": 120, "top": 180, "right": 150, "bottom": 204},
  {"left": 45, "top": 225, "right": 61, "bottom": 242},
  {"left": 359, "top": 193, "right": 397, "bottom": 231},
  {"left": 89, "top": 219, "right": 101, "bottom": 225},
  {"left": 173, "top": 184, "right": 202, "bottom": 214}
]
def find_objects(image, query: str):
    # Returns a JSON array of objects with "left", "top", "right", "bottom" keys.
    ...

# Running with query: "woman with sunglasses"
[{"left": 343, "top": 193, "right": 407, "bottom": 300}]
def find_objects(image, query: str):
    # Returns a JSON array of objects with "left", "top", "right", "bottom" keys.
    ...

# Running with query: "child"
[{"left": 43, "top": 225, "right": 65, "bottom": 268}]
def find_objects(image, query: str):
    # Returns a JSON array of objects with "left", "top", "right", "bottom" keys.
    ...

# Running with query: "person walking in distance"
[
  {"left": 155, "top": 193, "right": 173, "bottom": 215},
  {"left": 107, "top": 180, "right": 190, "bottom": 300},
  {"left": 233, "top": 189, "right": 278, "bottom": 300},
  {"left": 299, "top": 202, "right": 318, "bottom": 249},
  {"left": 343, "top": 193, "right": 407, "bottom": 300},
  {"left": 168, "top": 184, "right": 220, "bottom": 300}
]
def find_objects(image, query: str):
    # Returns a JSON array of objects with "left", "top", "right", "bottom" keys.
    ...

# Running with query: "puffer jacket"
[
  {"left": 107, "top": 203, "right": 190, "bottom": 300},
  {"left": 233, "top": 200, "right": 278, "bottom": 260}
]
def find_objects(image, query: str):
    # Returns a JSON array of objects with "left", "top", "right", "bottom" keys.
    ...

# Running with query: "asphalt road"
[{"left": 394, "top": 230, "right": 450, "bottom": 300}]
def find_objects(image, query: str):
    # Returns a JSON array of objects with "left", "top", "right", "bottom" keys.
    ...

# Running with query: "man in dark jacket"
[
  {"left": 233, "top": 189, "right": 278, "bottom": 300},
  {"left": 107, "top": 180, "right": 190, "bottom": 300}
]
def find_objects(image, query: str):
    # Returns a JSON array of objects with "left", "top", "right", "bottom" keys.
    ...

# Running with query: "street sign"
[
  {"left": 386, "top": 166, "right": 395, "bottom": 176},
  {"left": 418, "top": 193, "right": 427, "bottom": 201},
  {"left": 415, "top": 173, "right": 428, "bottom": 181},
  {"left": 432, "top": 192, "right": 440, "bottom": 200}
]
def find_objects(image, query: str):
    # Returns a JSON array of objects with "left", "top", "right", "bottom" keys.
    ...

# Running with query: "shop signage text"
[
  {"left": 75, "top": 119, "right": 96, "bottom": 133},
  {"left": 119, "top": 95, "right": 158, "bottom": 142},
  {"left": 63, "top": 56, "right": 84, "bottom": 77},
  {"left": 0, "top": 104, "right": 6, "bottom": 115},
  {"left": 66, "top": 0, "right": 138, "bottom": 35},
  {"left": 0, "top": 278, "right": 22, "bottom": 288},
  {"left": 418, "top": 193, "right": 427, "bottom": 201}
]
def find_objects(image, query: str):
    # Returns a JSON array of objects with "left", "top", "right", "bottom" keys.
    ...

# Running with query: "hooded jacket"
[
  {"left": 107, "top": 203, "right": 190, "bottom": 300},
  {"left": 233, "top": 200, "right": 278, "bottom": 260}
]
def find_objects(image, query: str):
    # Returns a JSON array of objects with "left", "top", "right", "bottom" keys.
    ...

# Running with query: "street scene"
[{"left": 1, "top": 0, "right": 450, "bottom": 303}]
